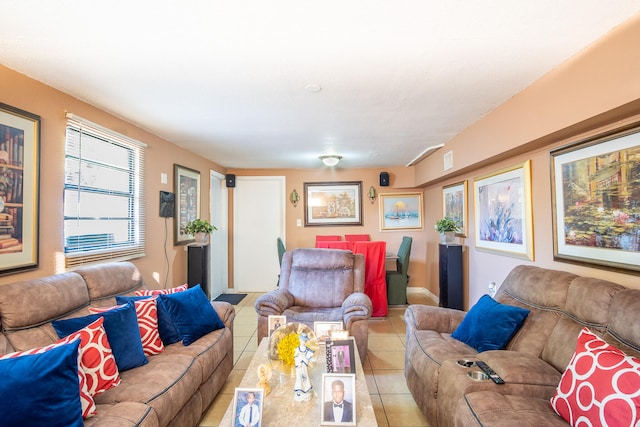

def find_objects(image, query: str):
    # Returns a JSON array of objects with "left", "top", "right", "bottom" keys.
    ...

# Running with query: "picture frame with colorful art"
[
  {"left": 442, "top": 180, "right": 468, "bottom": 237},
  {"left": 0, "top": 103, "right": 40, "bottom": 275},
  {"left": 174, "top": 164, "right": 200, "bottom": 245},
  {"left": 473, "top": 160, "right": 534, "bottom": 260}
]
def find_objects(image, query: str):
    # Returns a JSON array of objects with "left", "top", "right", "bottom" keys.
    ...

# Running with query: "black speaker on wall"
[
  {"left": 379, "top": 172, "right": 390, "bottom": 187},
  {"left": 225, "top": 174, "right": 236, "bottom": 188}
]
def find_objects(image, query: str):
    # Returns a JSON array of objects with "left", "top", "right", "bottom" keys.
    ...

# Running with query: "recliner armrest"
[
  {"left": 254, "top": 290, "right": 293, "bottom": 316},
  {"left": 342, "top": 292, "right": 372, "bottom": 328},
  {"left": 404, "top": 304, "right": 466, "bottom": 334}
]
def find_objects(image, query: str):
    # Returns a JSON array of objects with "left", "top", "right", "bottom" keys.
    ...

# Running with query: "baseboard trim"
[{"left": 407, "top": 287, "right": 439, "bottom": 305}]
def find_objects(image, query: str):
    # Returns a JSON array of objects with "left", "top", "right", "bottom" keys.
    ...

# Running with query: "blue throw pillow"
[
  {"left": 451, "top": 294, "right": 530, "bottom": 352},
  {"left": 159, "top": 285, "right": 225, "bottom": 346},
  {"left": 116, "top": 295, "right": 181, "bottom": 345},
  {"left": 0, "top": 340, "right": 83, "bottom": 427},
  {"left": 53, "top": 301, "right": 148, "bottom": 371}
]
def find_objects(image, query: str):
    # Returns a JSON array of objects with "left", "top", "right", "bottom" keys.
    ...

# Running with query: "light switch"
[
  {"left": 161, "top": 173, "right": 168, "bottom": 184},
  {"left": 296, "top": 219, "right": 302, "bottom": 227}
]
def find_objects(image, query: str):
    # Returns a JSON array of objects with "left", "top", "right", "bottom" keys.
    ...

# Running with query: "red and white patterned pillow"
[
  {"left": 64, "top": 317, "right": 121, "bottom": 397},
  {"left": 551, "top": 327, "right": 640, "bottom": 427},
  {"left": 90, "top": 298, "right": 164, "bottom": 356},
  {"left": 135, "top": 283, "right": 188, "bottom": 296}
]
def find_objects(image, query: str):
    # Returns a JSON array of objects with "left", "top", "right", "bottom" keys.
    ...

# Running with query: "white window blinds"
[{"left": 64, "top": 113, "right": 146, "bottom": 267}]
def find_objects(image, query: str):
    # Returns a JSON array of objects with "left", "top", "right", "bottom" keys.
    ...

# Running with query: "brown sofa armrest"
[
  {"left": 254, "top": 290, "right": 293, "bottom": 316},
  {"left": 342, "top": 292, "right": 372, "bottom": 328},
  {"left": 211, "top": 301, "right": 236, "bottom": 329},
  {"left": 405, "top": 304, "right": 466, "bottom": 334}
]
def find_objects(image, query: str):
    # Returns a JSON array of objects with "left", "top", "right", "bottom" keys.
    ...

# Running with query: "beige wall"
[
  {"left": 0, "top": 64, "right": 226, "bottom": 288},
  {"left": 416, "top": 12, "right": 640, "bottom": 307}
]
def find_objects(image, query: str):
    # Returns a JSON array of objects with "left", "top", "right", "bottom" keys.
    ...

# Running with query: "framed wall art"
[
  {"left": 0, "top": 103, "right": 40, "bottom": 275},
  {"left": 473, "top": 160, "right": 534, "bottom": 260},
  {"left": 304, "top": 181, "right": 362, "bottom": 226},
  {"left": 174, "top": 164, "right": 200, "bottom": 245},
  {"left": 551, "top": 124, "right": 640, "bottom": 273},
  {"left": 442, "top": 180, "right": 468, "bottom": 237},
  {"left": 379, "top": 192, "right": 424, "bottom": 231}
]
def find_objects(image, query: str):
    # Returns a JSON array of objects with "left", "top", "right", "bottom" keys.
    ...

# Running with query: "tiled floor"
[{"left": 199, "top": 292, "right": 434, "bottom": 427}]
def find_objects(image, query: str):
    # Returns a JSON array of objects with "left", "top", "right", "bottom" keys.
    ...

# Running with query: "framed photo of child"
[{"left": 232, "top": 387, "right": 264, "bottom": 427}]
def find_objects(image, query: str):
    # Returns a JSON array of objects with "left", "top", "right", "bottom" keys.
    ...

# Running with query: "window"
[{"left": 64, "top": 114, "right": 146, "bottom": 267}]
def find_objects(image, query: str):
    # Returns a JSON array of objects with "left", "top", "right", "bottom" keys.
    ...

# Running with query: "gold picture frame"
[
  {"left": 379, "top": 192, "right": 424, "bottom": 231},
  {"left": 473, "top": 160, "right": 534, "bottom": 260},
  {"left": 304, "top": 181, "right": 363, "bottom": 226},
  {"left": 442, "top": 180, "right": 468, "bottom": 237}
]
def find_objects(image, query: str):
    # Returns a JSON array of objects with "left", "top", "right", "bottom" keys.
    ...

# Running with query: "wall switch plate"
[
  {"left": 296, "top": 219, "right": 302, "bottom": 227},
  {"left": 161, "top": 173, "right": 168, "bottom": 184}
]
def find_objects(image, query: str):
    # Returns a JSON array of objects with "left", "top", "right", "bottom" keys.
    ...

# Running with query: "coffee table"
[{"left": 219, "top": 337, "right": 377, "bottom": 426}]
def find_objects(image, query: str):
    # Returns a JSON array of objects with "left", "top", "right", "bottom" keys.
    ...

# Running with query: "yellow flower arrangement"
[{"left": 276, "top": 332, "right": 300, "bottom": 366}]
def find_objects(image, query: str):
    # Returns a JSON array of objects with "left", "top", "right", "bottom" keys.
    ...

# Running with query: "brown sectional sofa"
[
  {"left": 0, "top": 261, "right": 235, "bottom": 427},
  {"left": 404, "top": 265, "right": 640, "bottom": 427}
]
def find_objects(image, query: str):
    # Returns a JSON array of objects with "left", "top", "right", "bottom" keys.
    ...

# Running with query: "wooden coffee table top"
[{"left": 219, "top": 337, "right": 377, "bottom": 426}]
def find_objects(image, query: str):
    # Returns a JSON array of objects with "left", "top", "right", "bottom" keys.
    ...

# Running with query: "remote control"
[{"left": 475, "top": 361, "right": 505, "bottom": 384}]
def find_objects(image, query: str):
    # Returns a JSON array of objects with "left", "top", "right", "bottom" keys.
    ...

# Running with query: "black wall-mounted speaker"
[
  {"left": 225, "top": 174, "right": 236, "bottom": 188},
  {"left": 159, "top": 191, "right": 175, "bottom": 218},
  {"left": 380, "top": 172, "right": 390, "bottom": 187}
]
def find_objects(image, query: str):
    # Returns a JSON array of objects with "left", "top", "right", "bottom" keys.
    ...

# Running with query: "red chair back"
[
  {"left": 345, "top": 234, "right": 370, "bottom": 241},
  {"left": 316, "top": 235, "right": 342, "bottom": 242},
  {"left": 316, "top": 241, "right": 354, "bottom": 250},
  {"left": 352, "top": 241, "right": 388, "bottom": 317}
]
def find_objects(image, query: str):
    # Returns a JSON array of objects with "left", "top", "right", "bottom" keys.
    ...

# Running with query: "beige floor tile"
[
  {"left": 373, "top": 369, "right": 411, "bottom": 394},
  {"left": 233, "top": 335, "right": 251, "bottom": 352},
  {"left": 370, "top": 394, "right": 390, "bottom": 427},
  {"left": 368, "top": 350, "right": 405, "bottom": 370},
  {"left": 365, "top": 370, "right": 379, "bottom": 395},
  {"left": 199, "top": 392, "right": 233, "bottom": 427},
  {"left": 368, "top": 334, "right": 405, "bottom": 351},
  {"left": 381, "top": 394, "right": 430, "bottom": 427},
  {"left": 219, "top": 369, "right": 247, "bottom": 394},
  {"left": 234, "top": 351, "right": 255, "bottom": 369},
  {"left": 368, "top": 319, "right": 396, "bottom": 334},
  {"left": 233, "top": 323, "right": 257, "bottom": 337}
]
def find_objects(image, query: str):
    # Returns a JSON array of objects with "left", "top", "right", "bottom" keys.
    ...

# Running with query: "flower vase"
[{"left": 440, "top": 231, "right": 456, "bottom": 244}]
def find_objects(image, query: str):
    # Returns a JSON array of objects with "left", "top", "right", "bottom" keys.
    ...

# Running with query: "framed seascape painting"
[
  {"left": 379, "top": 192, "right": 424, "bottom": 231},
  {"left": 304, "top": 182, "right": 363, "bottom": 226},
  {"left": 174, "top": 164, "right": 200, "bottom": 245},
  {"left": 473, "top": 160, "right": 534, "bottom": 261},
  {"left": 551, "top": 124, "right": 640, "bottom": 273},
  {"left": 0, "top": 103, "right": 40, "bottom": 275},
  {"left": 442, "top": 181, "right": 468, "bottom": 237}
]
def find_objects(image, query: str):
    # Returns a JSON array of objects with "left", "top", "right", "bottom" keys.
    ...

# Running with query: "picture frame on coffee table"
[
  {"left": 231, "top": 387, "right": 263, "bottom": 427},
  {"left": 321, "top": 373, "right": 356, "bottom": 426}
]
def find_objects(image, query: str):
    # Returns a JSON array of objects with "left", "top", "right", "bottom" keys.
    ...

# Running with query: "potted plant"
[
  {"left": 435, "top": 217, "right": 459, "bottom": 244},
  {"left": 184, "top": 219, "right": 217, "bottom": 244}
]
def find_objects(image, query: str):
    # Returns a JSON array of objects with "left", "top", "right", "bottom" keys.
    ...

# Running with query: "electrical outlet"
[{"left": 488, "top": 281, "right": 497, "bottom": 297}]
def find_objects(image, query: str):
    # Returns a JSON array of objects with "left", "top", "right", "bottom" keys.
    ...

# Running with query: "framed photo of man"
[
  {"left": 267, "top": 315, "right": 286, "bottom": 337},
  {"left": 232, "top": 387, "right": 263, "bottom": 427},
  {"left": 321, "top": 373, "right": 356, "bottom": 426}
]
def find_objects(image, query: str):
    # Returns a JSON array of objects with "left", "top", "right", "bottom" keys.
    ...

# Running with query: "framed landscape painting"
[
  {"left": 442, "top": 180, "right": 468, "bottom": 237},
  {"left": 174, "top": 164, "right": 200, "bottom": 245},
  {"left": 551, "top": 124, "right": 640, "bottom": 273},
  {"left": 0, "top": 103, "right": 40, "bottom": 275},
  {"left": 304, "top": 182, "right": 362, "bottom": 226},
  {"left": 474, "top": 160, "right": 534, "bottom": 260},
  {"left": 379, "top": 192, "right": 424, "bottom": 231}
]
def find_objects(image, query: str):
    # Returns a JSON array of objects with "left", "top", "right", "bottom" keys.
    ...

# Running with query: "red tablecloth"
[{"left": 352, "top": 241, "right": 388, "bottom": 317}]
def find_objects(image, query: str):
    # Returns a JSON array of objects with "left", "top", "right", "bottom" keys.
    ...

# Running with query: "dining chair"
[
  {"left": 276, "top": 237, "right": 286, "bottom": 287},
  {"left": 386, "top": 236, "right": 412, "bottom": 305},
  {"left": 317, "top": 240, "right": 354, "bottom": 250},
  {"left": 352, "top": 241, "right": 388, "bottom": 317},
  {"left": 344, "top": 234, "right": 370, "bottom": 241},
  {"left": 316, "top": 235, "right": 342, "bottom": 242}
]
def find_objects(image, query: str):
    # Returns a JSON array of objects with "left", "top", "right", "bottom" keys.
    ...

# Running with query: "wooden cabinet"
[{"left": 438, "top": 244, "right": 463, "bottom": 310}]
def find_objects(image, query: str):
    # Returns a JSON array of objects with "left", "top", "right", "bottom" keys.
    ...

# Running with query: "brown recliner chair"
[{"left": 255, "top": 248, "right": 372, "bottom": 362}]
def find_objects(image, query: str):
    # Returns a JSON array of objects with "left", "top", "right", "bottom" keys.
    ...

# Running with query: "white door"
[
  {"left": 209, "top": 171, "right": 228, "bottom": 299},
  {"left": 233, "top": 176, "right": 285, "bottom": 292}
]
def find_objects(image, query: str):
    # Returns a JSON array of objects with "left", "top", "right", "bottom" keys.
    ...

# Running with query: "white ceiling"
[{"left": 1, "top": 1, "right": 639, "bottom": 169}]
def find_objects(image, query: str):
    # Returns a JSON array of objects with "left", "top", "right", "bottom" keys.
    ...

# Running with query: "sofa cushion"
[
  {"left": 117, "top": 294, "right": 182, "bottom": 346},
  {"left": 135, "top": 283, "right": 188, "bottom": 296},
  {"left": 53, "top": 301, "right": 148, "bottom": 371},
  {"left": 0, "top": 335, "right": 95, "bottom": 418},
  {"left": 452, "top": 294, "right": 530, "bottom": 352},
  {"left": 550, "top": 328, "right": 640, "bottom": 427},
  {"left": 92, "top": 297, "right": 164, "bottom": 356},
  {"left": 0, "top": 339, "right": 84, "bottom": 427},
  {"left": 159, "top": 285, "right": 225, "bottom": 346}
]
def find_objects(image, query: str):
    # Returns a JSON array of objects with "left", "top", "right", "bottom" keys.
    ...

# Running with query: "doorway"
[
  {"left": 233, "top": 176, "right": 285, "bottom": 292},
  {"left": 209, "top": 170, "right": 228, "bottom": 299}
]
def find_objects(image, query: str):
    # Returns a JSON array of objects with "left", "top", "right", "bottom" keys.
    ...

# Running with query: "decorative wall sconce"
[
  {"left": 290, "top": 189, "right": 299, "bottom": 207},
  {"left": 368, "top": 186, "right": 376, "bottom": 204}
]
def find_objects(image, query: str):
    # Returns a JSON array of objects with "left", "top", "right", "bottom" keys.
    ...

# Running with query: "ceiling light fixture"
[
  {"left": 319, "top": 155, "right": 342, "bottom": 167},
  {"left": 405, "top": 143, "right": 445, "bottom": 167}
]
